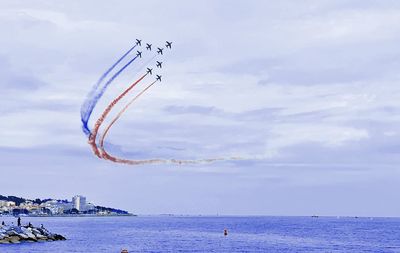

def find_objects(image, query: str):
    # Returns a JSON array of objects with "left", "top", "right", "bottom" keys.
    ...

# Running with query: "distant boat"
[{"left": 311, "top": 215, "right": 319, "bottom": 218}]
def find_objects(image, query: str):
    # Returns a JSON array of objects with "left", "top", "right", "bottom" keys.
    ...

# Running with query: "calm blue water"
[{"left": 1, "top": 216, "right": 400, "bottom": 252}]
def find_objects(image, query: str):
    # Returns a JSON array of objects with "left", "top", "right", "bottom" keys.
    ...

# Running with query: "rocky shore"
[{"left": 0, "top": 224, "right": 66, "bottom": 244}]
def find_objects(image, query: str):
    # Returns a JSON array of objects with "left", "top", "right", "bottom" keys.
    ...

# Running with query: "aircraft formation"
[
  {"left": 80, "top": 39, "right": 237, "bottom": 165},
  {"left": 133, "top": 39, "right": 171, "bottom": 73},
  {"left": 80, "top": 39, "right": 173, "bottom": 163}
]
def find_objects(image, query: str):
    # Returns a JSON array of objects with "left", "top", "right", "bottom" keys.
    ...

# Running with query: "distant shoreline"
[
  {"left": 0, "top": 214, "right": 136, "bottom": 218},
  {"left": 1, "top": 214, "right": 398, "bottom": 219}
]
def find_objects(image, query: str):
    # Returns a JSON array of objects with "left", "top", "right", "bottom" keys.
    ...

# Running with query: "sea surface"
[{"left": 0, "top": 216, "right": 399, "bottom": 253}]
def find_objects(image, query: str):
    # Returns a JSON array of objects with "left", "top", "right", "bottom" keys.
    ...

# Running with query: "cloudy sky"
[{"left": 1, "top": 0, "right": 400, "bottom": 216}]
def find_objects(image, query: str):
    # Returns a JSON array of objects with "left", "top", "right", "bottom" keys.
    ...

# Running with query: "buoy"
[{"left": 224, "top": 229, "right": 228, "bottom": 236}]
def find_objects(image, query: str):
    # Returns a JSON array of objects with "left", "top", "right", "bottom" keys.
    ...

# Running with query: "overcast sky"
[{"left": 1, "top": 0, "right": 400, "bottom": 216}]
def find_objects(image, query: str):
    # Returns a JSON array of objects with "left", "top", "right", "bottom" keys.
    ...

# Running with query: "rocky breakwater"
[{"left": 0, "top": 224, "right": 66, "bottom": 244}]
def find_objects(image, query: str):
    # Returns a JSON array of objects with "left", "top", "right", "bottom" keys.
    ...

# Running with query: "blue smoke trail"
[
  {"left": 81, "top": 44, "right": 137, "bottom": 135},
  {"left": 81, "top": 52, "right": 141, "bottom": 136}
]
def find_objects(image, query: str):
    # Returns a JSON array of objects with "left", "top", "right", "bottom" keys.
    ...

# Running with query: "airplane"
[
  {"left": 156, "top": 75, "right": 162, "bottom": 82},
  {"left": 136, "top": 51, "right": 142, "bottom": 58},
  {"left": 136, "top": 39, "right": 142, "bottom": 46},
  {"left": 146, "top": 43, "right": 152, "bottom": 51},
  {"left": 157, "top": 47, "right": 164, "bottom": 55},
  {"left": 147, "top": 68, "right": 153, "bottom": 75},
  {"left": 166, "top": 41, "right": 172, "bottom": 49},
  {"left": 156, "top": 61, "right": 162, "bottom": 68}
]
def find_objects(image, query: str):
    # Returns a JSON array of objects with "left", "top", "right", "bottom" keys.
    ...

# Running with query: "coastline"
[{"left": 0, "top": 214, "right": 136, "bottom": 218}]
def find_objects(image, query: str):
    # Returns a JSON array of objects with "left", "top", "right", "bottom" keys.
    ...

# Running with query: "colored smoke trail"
[
  {"left": 81, "top": 44, "right": 137, "bottom": 136},
  {"left": 89, "top": 72, "right": 149, "bottom": 158},
  {"left": 98, "top": 81, "right": 238, "bottom": 166},
  {"left": 82, "top": 42, "right": 241, "bottom": 165},
  {"left": 99, "top": 80, "right": 158, "bottom": 157},
  {"left": 81, "top": 53, "right": 141, "bottom": 136}
]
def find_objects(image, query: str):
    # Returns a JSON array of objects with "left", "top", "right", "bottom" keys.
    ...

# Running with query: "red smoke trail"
[
  {"left": 98, "top": 80, "right": 239, "bottom": 165},
  {"left": 99, "top": 80, "right": 157, "bottom": 158},
  {"left": 89, "top": 72, "right": 149, "bottom": 158}
]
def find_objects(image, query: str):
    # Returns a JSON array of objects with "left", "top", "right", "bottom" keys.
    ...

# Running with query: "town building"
[
  {"left": 0, "top": 201, "right": 16, "bottom": 207},
  {"left": 72, "top": 195, "right": 87, "bottom": 211}
]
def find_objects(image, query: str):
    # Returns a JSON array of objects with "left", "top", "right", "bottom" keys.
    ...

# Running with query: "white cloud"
[{"left": 264, "top": 124, "right": 369, "bottom": 158}]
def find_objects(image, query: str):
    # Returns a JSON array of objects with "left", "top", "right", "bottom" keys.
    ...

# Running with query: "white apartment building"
[{"left": 72, "top": 195, "right": 87, "bottom": 211}]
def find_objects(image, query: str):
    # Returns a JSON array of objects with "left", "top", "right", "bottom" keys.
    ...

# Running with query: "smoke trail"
[
  {"left": 99, "top": 80, "right": 158, "bottom": 156},
  {"left": 83, "top": 43, "right": 241, "bottom": 165},
  {"left": 81, "top": 53, "right": 141, "bottom": 136},
  {"left": 81, "top": 44, "right": 137, "bottom": 136},
  {"left": 89, "top": 72, "right": 149, "bottom": 157},
  {"left": 98, "top": 80, "right": 239, "bottom": 165}
]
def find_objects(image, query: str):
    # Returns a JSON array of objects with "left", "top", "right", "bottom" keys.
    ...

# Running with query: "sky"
[{"left": 1, "top": 0, "right": 400, "bottom": 216}]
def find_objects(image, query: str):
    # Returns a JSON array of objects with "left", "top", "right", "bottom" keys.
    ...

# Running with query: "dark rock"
[{"left": 0, "top": 224, "right": 66, "bottom": 244}]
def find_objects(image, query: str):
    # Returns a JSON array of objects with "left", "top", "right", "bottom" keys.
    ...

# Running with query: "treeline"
[
  {"left": 95, "top": 206, "right": 129, "bottom": 215},
  {"left": 0, "top": 195, "right": 69, "bottom": 205},
  {"left": 0, "top": 195, "right": 28, "bottom": 206}
]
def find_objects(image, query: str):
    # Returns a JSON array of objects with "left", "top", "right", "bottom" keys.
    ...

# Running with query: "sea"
[{"left": 0, "top": 216, "right": 399, "bottom": 253}]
